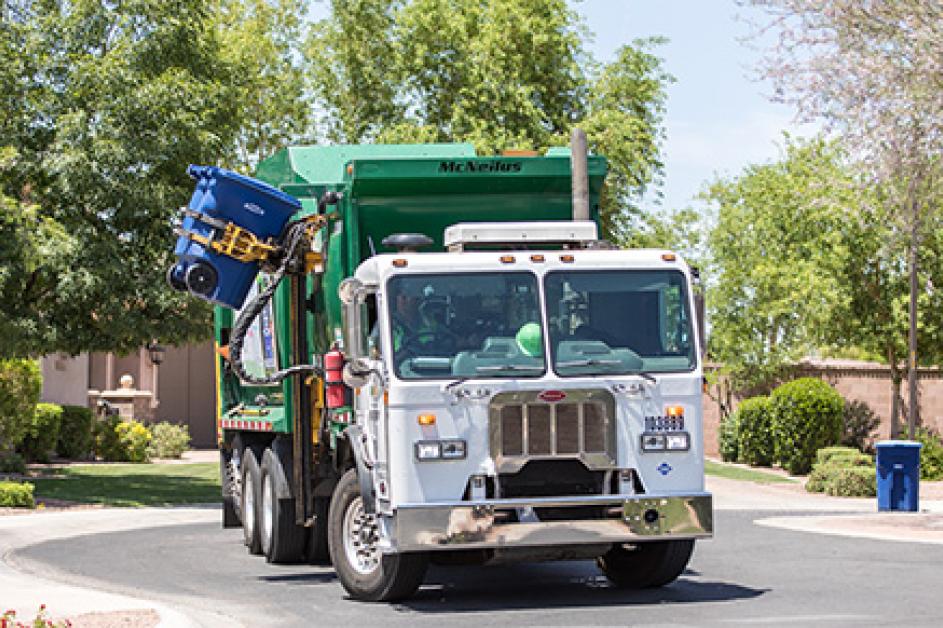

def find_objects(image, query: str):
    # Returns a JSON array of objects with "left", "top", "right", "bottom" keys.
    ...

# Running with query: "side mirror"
[
  {"left": 339, "top": 278, "right": 375, "bottom": 367},
  {"left": 342, "top": 362, "right": 369, "bottom": 388},
  {"left": 694, "top": 291, "right": 706, "bottom": 358},
  {"left": 338, "top": 277, "right": 363, "bottom": 305}
]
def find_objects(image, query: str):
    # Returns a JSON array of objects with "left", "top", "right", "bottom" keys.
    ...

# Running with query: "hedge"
[
  {"left": 147, "top": 422, "right": 191, "bottom": 459},
  {"left": 57, "top": 405, "right": 94, "bottom": 460},
  {"left": 719, "top": 411, "right": 740, "bottom": 462},
  {"left": 0, "top": 480, "right": 35, "bottom": 508},
  {"left": 736, "top": 396, "right": 775, "bottom": 466},
  {"left": 771, "top": 377, "right": 843, "bottom": 475},
  {"left": 911, "top": 428, "right": 943, "bottom": 481},
  {"left": 825, "top": 467, "right": 876, "bottom": 497},
  {"left": 0, "top": 359, "right": 42, "bottom": 454},
  {"left": 20, "top": 402, "right": 63, "bottom": 463},
  {"left": 93, "top": 416, "right": 152, "bottom": 463}
]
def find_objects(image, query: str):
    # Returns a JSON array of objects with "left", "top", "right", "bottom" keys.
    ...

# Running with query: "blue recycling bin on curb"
[
  {"left": 168, "top": 165, "right": 301, "bottom": 309},
  {"left": 875, "top": 440, "right": 922, "bottom": 512}
]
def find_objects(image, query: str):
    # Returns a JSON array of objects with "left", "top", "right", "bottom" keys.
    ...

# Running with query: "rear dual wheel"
[
  {"left": 241, "top": 446, "right": 263, "bottom": 555},
  {"left": 260, "top": 448, "right": 307, "bottom": 563}
]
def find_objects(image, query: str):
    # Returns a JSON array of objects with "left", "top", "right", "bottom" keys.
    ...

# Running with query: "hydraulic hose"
[{"left": 227, "top": 191, "right": 340, "bottom": 385}]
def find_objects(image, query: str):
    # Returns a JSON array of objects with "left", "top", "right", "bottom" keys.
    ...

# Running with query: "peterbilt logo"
[
  {"left": 538, "top": 390, "right": 567, "bottom": 403},
  {"left": 438, "top": 160, "right": 523, "bottom": 174}
]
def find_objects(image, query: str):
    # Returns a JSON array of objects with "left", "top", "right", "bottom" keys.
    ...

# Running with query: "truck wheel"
[
  {"left": 328, "top": 469, "right": 428, "bottom": 602},
  {"left": 597, "top": 540, "right": 695, "bottom": 588},
  {"left": 221, "top": 442, "right": 242, "bottom": 528},
  {"left": 241, "top": 446, "right": 263, "bottom": 555},
  {"left": 260, "top": 448, "right": 307, "bottom": 563}
]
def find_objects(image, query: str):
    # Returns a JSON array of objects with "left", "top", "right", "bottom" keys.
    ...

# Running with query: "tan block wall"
[{"left": 702, "top": 364, "right": 943, "bottom": 457}]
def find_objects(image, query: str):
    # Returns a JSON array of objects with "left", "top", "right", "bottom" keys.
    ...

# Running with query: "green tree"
[
  {"left": 306, "top": 0, "right": 672, "bottom": 240},
  {"left": 750, "top": 0, "right": 943, "bottom": 437},
  {"left": 704, "top": 137, "right": 851, "bottom": 387},
  {"left": 219, "top": 0, "right": 312, "bottom": 170},
  {"left": 0, "top": 0, "right": 241, "bottom": 357},
  {"left": 836, "top": 193, "right": 943, "bottom": 434}
]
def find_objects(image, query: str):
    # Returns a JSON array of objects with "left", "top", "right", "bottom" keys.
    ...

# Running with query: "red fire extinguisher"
[{"left": 324, "top": 349, "right": 347, "bottom": 409}]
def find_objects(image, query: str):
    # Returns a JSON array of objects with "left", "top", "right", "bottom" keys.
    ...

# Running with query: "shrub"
[
  {"left": 805, "top": 463, "right": 836, "bottom": 493},
  {"left": 719, "top": 411, "right": 740, "bottom": 462},
  {"left": 825, "top": 467, "right": 876, "bottom": 497},
  {"left": 840, "top": 399, "right": 880, "bottom": 452},
  {"left": 20, "top": 402, "right": 63, "bottom": 463},
  {"left": 736, "top": 396, "right": 775, "bottom": 466},
  {"left": 807, "top": 448, "right": 874, "bottom": 494},
  {"left": 0, "top": 452, "right": 25, "bottom": 474},
  {"left": 57, "top": 405, "right": 94, "bottom": 460},
  {"left": 770, "top": 377, "right": 844, "bottom": 475},
  {"left": 911, "top": 427, "right": 943, "bottom": 481},
  {"left": 0, "top": 480, "right": 34, "bottom": 507},
  {"left": 147, "top": 422, "right": 191, "bottom": 459},
  {"left": 816, "top": 446, "right": 872, "bottom": 466},
  {"left": 0, "top": 358, "right": 42, "bottom": 455},
  {"left": 94, "top": 416, "right": 152, "bottom": 463}
]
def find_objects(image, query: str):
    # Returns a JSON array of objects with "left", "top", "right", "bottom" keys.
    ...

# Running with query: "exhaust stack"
[{"left": 570, "top": 127, "right": 589, "bottom": 221}]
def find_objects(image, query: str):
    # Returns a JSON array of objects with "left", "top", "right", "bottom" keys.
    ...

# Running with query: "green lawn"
[
  {"left": 704, "top": 460, "right": 796, "bottom": 484},
  {"left": 31, "top": 463, "right": 221, "bottom": 507}
]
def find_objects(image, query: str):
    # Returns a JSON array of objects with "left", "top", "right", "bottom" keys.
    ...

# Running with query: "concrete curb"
[{"left": 0, "top": 507, "right": 221, "bottom": 627}]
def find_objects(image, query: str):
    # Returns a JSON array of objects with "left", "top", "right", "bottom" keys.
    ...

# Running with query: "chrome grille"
[{"left": 490, "top": 389, "right": 617, "bottom": 473}]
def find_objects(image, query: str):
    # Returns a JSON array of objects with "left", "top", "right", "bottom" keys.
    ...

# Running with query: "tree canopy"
[
  {"left": 705, "top": 137, "right": 850, "bottom": 388},
  {"left": 306, "top": 0, "right": 673, "bottom": 240},
  {"left": 749, "top": 0, "right": 943, "bottom": 434}
]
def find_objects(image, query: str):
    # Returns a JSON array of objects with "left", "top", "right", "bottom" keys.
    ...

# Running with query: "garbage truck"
[{"left": 169, "top": 139, "right": 712, "bottom": 602}]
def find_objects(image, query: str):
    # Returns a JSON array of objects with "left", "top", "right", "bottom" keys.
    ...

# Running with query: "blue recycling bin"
[
  {"left": 876, "top": 440, "right": 922, "bottom": 512},
  {"left": 169, "top": 165, "right": 301, "bottom": 309}
]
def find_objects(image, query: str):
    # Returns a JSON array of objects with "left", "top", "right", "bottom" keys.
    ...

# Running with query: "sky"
[
  {"left": 575, "top": 0, "right": 817, "bottom": 213},
  {"left": 309, "top": 0, "right": 819, "bottom": 214}
]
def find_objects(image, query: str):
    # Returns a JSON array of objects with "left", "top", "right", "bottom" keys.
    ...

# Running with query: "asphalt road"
[{"left": 13, "top": 510, "right": 943, "bottom": 627}]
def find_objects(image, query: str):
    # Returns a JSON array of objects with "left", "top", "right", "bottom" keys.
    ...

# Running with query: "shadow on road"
[
  {"left": 258, "top": 570, "right": 337, "bottom": 585},
  {"left": 260, "top": 561, "right": 767, "bottom": 611}
]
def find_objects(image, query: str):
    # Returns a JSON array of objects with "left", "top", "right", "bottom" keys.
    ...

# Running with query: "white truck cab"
[{"left": 337, "top": 222, "right": 712, "bottom": 581}]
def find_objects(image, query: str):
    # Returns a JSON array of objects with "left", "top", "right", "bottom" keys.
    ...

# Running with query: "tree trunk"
[
  {"left": 888, "top": 347, "right": 901, "bottom": 439},
  {"left": 907, "top": 191, "right": 919, "bottom": 440}
]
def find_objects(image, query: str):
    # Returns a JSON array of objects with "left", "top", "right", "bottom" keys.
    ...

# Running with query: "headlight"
[
  {"left": 414, "top": 439, "right": 467, "bottom": 461},
  {"left": 440, "top": 439, "right": 466, "bottom": 459},
  {"left": 414, "top": 441, "right": 441, "bottom": 460},
  {"left": 641, "top": 433, "right": 666, "bottom": 451},
  {"left": 641, "top": 432, "right": 690, "bottom": 452}
]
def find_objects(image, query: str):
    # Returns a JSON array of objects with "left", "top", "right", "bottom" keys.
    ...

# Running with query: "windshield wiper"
[
  {"left": 556, "top": 358, "right": 622, "bottom": 368},
  {"left": 557, "top": 360, "right": 657, "bottom": 382},
  {"left": 475, "top": 364, "right": 544, "bottom": 373},
  {"left": 625, "top": 369, "right": 657, "bottom": 383}
]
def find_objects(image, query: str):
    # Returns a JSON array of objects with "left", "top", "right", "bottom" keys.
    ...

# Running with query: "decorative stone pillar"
[{"left": 97, "top": 374, "right": 155, "bottom": 423}]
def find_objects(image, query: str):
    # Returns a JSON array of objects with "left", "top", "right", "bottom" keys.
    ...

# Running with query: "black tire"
[
  {"left": 597, "top": 540, "right": 695, "bottom": 588},
  {"left": 241, "top": 446, "right": 263, "bottom": 555},
  {"left": 306, "top": 497, "right": 331, "bottom": 565},
  {"left": 260, "top": 448, "right": 307, "bottom": 564},
  {"left": 328, "top": 469, "right": 428, "bottom": 602},
  {"left": 220, "top": 444, "right": 241, "bottom": 528}
]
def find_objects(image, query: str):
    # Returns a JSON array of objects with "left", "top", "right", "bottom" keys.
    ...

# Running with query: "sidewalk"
[{"left": 708, "top": 474, "right": 943, "bottom": 544}]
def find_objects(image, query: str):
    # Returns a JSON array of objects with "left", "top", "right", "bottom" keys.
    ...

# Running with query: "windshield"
[
  {"left": 544, "top": 270, "right": 696, "bottom": 376},
  {"left": 386, "top": 272, "right": 545, "bottom": 380}
]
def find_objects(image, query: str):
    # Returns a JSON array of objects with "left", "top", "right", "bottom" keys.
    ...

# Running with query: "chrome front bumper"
[{"left": 391, "top": 493, "right": 712, "bottom": 552}]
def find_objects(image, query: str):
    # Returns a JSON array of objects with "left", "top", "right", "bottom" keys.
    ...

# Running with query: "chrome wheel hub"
[
  {"left": 262, "top": 473, "right": 274, "bottom": 546},
  {"left": 244, "top": 471, "right": 256, "bottom": 538},
  {"left": 343, "top": 496, "right": 380, "bottom": 575}
]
